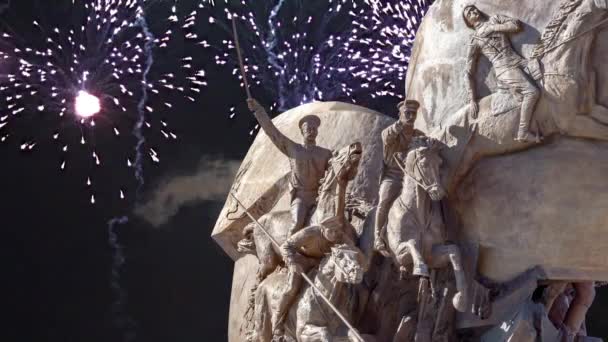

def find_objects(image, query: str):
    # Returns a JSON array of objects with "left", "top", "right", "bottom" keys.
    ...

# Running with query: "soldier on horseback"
[
  {"left": 374, "top": 99, "right": 424, "bottom": 256},
  {"left": 463, "top": 5, "right": 541, "bottom": 143},
  {"left": 248, "top": 98, "right": 333, "bottom": 237}
]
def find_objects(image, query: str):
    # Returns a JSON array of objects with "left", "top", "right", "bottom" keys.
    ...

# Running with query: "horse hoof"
[
  {"left": 413, "top": 264, "right": 430, "bottom": 277},
  {"left": 452, "top": 292, "right": 467, "bottom": 312}
]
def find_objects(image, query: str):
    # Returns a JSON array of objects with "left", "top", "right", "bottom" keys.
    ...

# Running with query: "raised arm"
[
  {"left": 485, "top": 15, "right": 522, "bottom": 34},
  {"left": 247, "top": 98, "right": 297, "bottom": 157},
  {"left": 382, "top": 121, "right": 405, "bottom": 147},
  {"left": 335, "top": 178, "right": 347, "bottom": 225},
  {"left": 465, "top": 38, "right": 480, "bottom": 118}
]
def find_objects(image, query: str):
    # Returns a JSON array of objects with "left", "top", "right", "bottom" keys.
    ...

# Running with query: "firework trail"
[
  {"left": 108, "top": 216, "right": 136, "bottom": 342},
  {"left": 106, "top": 9, "right": 157, "bottom": 342},
  {"left": 263, "top": 0, "right": 289, "bottom": 110},
  {"left": 133, "top": 14, "right": 155, "bottom": 192}
]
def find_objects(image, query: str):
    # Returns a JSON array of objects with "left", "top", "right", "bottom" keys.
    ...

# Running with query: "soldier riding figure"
[
  {"left": 463, "top": 4, "right": 541, "bottom": 143},
  {"left": 248, "top": 99, "right": 332, "bottom": 237},
  {"left": 374, "top": 100, "right": 423, "bottom": 256}
]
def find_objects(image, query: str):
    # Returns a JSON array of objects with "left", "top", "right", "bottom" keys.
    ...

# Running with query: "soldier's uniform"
[
  {"left": 466, "top": 14, "right": 540, "bottom": 140},
  {"left": 374, "top": 100, "right": 423, "bottom": 249},
  {"left": 253, "top": 108, "right": 332, "bottom": 236}
]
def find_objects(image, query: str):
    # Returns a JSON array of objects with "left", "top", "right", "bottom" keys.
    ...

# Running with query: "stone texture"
[{"left": 455, "top": 138, "right": 608, "bottom": 283}]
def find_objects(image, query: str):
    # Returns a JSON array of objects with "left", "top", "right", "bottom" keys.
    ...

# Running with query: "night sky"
[{"left": 1, "top": 1, "right": 607, "bottom": 341}]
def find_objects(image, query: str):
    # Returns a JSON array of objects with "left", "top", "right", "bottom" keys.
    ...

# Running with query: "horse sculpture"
[
  {"left": 378, "top": 138, "right": 469, "bottom": 313},
  {"left": 447, "top": 0, "right": 608, "bottom": 190},
  {"left": 248, "top": 244, "right": 371, "bottom": 342}
]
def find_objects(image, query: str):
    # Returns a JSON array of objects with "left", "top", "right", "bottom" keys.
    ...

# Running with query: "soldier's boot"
[
  {"left": 412, "top": 262, "right": 430, "bottom": 277},
  {"left": 516, "top": 89, "right": 540, "bottom": 143}
]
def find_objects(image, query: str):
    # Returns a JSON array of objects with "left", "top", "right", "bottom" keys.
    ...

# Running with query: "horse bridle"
[{"left": 393, "top": 150, "right": 440, "bottom": 194}]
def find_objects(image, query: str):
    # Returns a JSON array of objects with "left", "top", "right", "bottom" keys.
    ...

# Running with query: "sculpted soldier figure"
[
  {"left": 248, "top": 98, "right": 332, "bottom": 237},
  {"left": 270, "top": 144, "right": 363, "bottom": 339},
  {"left": 463, "top": 5, "right": 540, "bottom": 143},
  {"left": 374, "top": 100, "right": 423, "bottom": 255},
  {"left": 270, "top": 218, "right": 349, "bottom": 338}
]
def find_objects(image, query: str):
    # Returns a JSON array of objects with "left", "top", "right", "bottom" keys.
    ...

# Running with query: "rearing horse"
[{"left": 385, "top": 138, "right": 468, "bottom": 312}]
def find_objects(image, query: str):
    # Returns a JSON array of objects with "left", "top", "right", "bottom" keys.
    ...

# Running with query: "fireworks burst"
[
  {"left": 0, "top": 2, "right": 209, "bottom": 339},
  {"left": 191, "top": 0, "right": 432, "bottom": 115},
  {"left": 0, "top": 0, "right": 208, "bottom": 203},
  {"left": 0, "top": 0, "right": 433, "bottom": 200}
]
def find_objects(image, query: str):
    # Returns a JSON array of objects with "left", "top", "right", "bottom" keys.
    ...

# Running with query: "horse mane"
[{"left": 531, "top": 0, "right": 584, "bottom": 58}]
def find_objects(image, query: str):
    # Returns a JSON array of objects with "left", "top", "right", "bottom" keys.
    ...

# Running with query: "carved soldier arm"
[
  {"left": 487, "top": 15, "right": 522, "bottom": 34},
  {"left": 465, "top": 39, "right": 480, "bottom": 118},
  {"left": 281, "top": 227, "right": 318, "bottom": 266},
  {"left": 381, "top": 121, "right": 407, "bottom": 150},
  {"left": 247, "top": 98, "right": 298, "bottom": 157},
  {"left": 335, "top": 178, "right": 348, "bottom": 225}
]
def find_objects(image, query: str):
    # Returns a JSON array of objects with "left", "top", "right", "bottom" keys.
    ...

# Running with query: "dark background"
[{"left": 1, "top": 1, "right": 607, "bottom": 341}]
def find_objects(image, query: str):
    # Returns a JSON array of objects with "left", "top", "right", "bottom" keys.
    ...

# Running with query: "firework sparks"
[
  {"left": 191, "top": 0, "right": 432, "bottom": 116},
  {"left": 0, "top": 0, "right": 207, "bottom": 203}
]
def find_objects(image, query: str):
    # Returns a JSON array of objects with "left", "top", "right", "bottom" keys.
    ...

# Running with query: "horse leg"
[
  {"left": 249, "top": 285, "right": 272, "bottom": 342},
  {"left": 244, "top": 234, "right": 281, "bottom": 337},
  {"left": 396, "top": 239, "right": 429, "bottom": 277},
  {"left": 272, "top": 270, "right": 303, "bottom": 338},
  {"left": 541, "top": 281, "right": 568, "bottom": 312},
  {"left": 429, "top": 244, "right": 468, "bottom": 313},
  {"left": 564, "top": 282, "right": 596, "bottom": 335},
  {"left": 248, "top": 254, "right": 280, "bottom": 314}
]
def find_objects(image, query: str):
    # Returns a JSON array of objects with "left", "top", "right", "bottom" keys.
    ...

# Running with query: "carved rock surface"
[
  {"left": 407, "top": 0, "right": 608, "bottom": 283},
  {"left": 457, "top": 138, "right": 608, "bottom": 282},
  {"left": 406, "top": 0, "right": 608, "bottom": 132},
  {"left": 210, "top": 102, "right": 394, "bottom": 342}
]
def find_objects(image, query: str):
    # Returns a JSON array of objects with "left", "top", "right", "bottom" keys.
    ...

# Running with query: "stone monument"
[{"left": 212, "top": 0, "right": 608, "bottom": 340}]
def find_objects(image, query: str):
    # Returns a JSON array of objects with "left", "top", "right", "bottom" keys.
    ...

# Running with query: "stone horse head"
[
  {"left": 313, "top": 142, "right": 363, "bottom": 228},
  {"left": 319, "top": 142, "right": 363, "bottom": 192},
  {"left": 296, "top": 244, "right": 369, "bottom": 341},
  {"left": 401, "top": 137, "right": 446, "bottom": 201}
]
